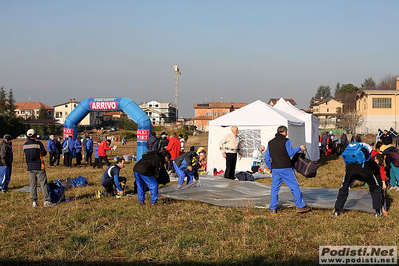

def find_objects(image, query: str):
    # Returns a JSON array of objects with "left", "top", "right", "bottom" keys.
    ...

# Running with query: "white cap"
[{"left": 27, "top": 129, "right": 36, "bottom": 137}]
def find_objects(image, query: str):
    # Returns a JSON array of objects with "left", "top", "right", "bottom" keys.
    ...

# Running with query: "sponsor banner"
[
  {"left": 90, "top": 101, "right": 118, "bottom": 110},
  {"left": 137, "top": 129, "right": 149, "bottom": 141},
  {"left": 63, "top": 128, "right": 73, "bottom": 138},
  {"left": 319, "top": 246, "right": 397, "bottom": 265}
]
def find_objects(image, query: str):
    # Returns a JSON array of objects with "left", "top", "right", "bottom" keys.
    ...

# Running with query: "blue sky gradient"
[{"left": 1, "top": 0, "right": 398, "bottom": 116}]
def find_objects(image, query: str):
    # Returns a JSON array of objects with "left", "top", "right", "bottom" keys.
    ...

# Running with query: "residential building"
[
  {"left": 268, "top": 98, "right": 297, "bottom": 106},
  {"left": 309, "top": 98, "right": 344, "bottom": 129},
  {"left": 54, "top": 98, "right": 103, "bottom": 126},
  {"left": 139, "top": 101, "right": 176, "bottom": 125},
  {"left": 193, "top": 102, "right": 247, "bottom": 131},
  {"left": 355, "top": 78, "right": 399, "bottom": 134},
  {"left": 15, "top": 102, "right": 54, "bottom": 120}
]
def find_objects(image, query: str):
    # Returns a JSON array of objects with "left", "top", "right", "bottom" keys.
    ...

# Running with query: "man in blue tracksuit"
[
  {"left": 265, "top": 126, "right": 311, "bottom": 214},
  {"left": 173, "top": 147, "right": 206, "bottom": 187},
  {"left": 85, "top": 136, "right": 93, "bottom": 166},
  {"left": 47, "top": 135, "right": 56, "bottom": 166}
]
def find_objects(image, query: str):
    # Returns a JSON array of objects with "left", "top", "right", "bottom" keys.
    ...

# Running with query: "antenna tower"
[{"left": 173, "top": 65, "right": 181, "bottom": 122}]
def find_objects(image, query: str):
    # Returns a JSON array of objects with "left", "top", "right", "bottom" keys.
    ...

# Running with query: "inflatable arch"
[{"left": 63, "top": 97, "right": 151, "bottom": 160}]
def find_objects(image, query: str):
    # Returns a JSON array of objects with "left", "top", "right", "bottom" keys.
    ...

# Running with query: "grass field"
[{"left": 0, "top": 133, "right": 398, "bottom": 265}]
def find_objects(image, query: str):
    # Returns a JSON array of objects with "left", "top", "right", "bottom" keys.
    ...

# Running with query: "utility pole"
[{"left": 173, "top": 65, "right": 181, "bottom": 123}]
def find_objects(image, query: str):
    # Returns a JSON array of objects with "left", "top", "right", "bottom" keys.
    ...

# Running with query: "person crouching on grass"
[
  {"left": 333, "top": 147, "right": 385, "bottom": 217},
  {"left": 97, "top": 158, "right": 126, "bottom": 198},
  {"left": 133, "top": 151, "right": 171, "bottom": 205},
  {"left": 173, "top": 147, "right": 206, "bottom": 188}
]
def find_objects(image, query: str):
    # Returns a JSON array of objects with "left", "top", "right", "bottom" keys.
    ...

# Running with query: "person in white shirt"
[
  {"left": 219, "top": 126, "right": 241, "bottom": 179},
  {"left": 251, "top": 145, "right": 265, "bottom": 173}
]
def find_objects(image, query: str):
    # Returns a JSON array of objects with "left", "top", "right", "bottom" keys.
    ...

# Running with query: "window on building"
[
  {"left": 155, "top": 104, "right": 158, "bottom": 107},
  {"left": 65, "top": 105, "right": 68, "bottom": 108},
  {"left": 372, "top": 98, "right": 392, "bottom": 108},
  {"left": 149, "top": 112, "right": 152, "bottom": 115},
  {"left": 65, "top": 112, "right": 68, "bottom": 116},
  {"left": 315, "top": 108, "right": 319, "bottom": 112},
  {"left": 327, "top": 108, "right": 329, "bottom": 112},
  {"left": 237, "top": 129, "right": 261, "bottom": 158},
  {"left": 149, "top": 104, "right": 152, "bottom": 107},
  {"left": 364, "top": 99, "right": 366, "bottom": 110},
  {"left": 21, "top": 111, "right": 25, "bottom": 114},
  {"left": 214, "top": 112, "right": 219, "bottom": 116}
]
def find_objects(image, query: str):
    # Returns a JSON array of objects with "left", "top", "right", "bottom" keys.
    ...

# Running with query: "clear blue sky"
[{"left": 1, "top": 0, "right": 398, "bottom": 117}]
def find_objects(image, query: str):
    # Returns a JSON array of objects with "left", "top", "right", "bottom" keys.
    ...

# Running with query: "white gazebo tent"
[
  {"left": 207, "top": 100, "right": 306, "bottom": 174},
  {"left": 273, "top": 98, "right": 320, "bottom": 161}
]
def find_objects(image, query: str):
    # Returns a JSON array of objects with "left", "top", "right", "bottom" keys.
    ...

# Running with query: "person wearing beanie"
[{"left": 23, "top": 129, "right": 55, "bottom": 207}]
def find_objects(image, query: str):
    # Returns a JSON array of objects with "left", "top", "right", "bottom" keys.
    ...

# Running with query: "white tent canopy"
[
  {"left": 273, "top": 98, "right": 320, "bottom": 161},
  {"left": 207, "top": 100, "right": 306, "bottom": 174}
]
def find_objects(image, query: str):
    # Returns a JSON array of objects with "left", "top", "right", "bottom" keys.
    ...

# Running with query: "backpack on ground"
[
  {"left": 48, "top": 179, "right": 65, "bottom": 204},
  {"left": 235, "top": 171, "right": 254, "bottom": 181},
  {"left": 64, "top": 177, "right": 74, "bottom": 189},
  {"left": 72, "top": 176, "right": 88, "bottom": 187},
  {"left": 341, "top": 142, "right": 371, "bottom": 167}
]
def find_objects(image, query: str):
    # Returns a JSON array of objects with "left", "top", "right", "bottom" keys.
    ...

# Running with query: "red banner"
[
  {"left": 90, "top": 101, "right": 117, "bottom": 110},
  {"left": 137, "top": 129, "right": 149, "bottom": 141},
  {"left": 63, "top": 128, "right": 73, "bottom": 138}
]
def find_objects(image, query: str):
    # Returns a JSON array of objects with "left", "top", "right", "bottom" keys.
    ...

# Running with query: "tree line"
[
  {"left": 310, "top": 74, "right": 398, "bottom": 133},
  {"left": 0, "top": 87, "right": 29, "bottom": 137}
]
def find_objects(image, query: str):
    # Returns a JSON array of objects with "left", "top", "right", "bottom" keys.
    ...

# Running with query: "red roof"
[
  {"left": 16, "top": 102, "right": 54, "bottom": 110},
  {"left": 268, "top": 98, "right": 297, "bottom": 106}
]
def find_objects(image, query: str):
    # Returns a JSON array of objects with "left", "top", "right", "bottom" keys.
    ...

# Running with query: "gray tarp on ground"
[{"left": 159, "top": 176, "right": 375, "bottom": 213}]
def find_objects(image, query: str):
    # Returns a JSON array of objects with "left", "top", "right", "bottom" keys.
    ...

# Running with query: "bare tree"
[
  {"left": 378, "top": 74, "right": 398, "bottom": 90},
  {"left": 337, "top": 110, "right": 363, "bottom": 134}
]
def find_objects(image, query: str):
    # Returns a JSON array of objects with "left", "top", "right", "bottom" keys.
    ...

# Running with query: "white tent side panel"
[
  {"left": 273, "top": 99, "right": 320, "bottom": 161},
  {"left": 310, "top": 115, "right": 320, "bottom": 161},
  {"left": 207, "top": 124, "right": 289, "bottom": 174},
  {"left": 287, "top": 125, "right": 306, "bottom": 149}
]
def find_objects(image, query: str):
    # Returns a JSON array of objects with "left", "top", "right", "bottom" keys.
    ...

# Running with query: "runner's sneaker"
[
  {"left": 32, "top": 201, "right": 38, "bottom": 208},
  {"left": 95, "top": 190, "right": 102, "bottom": 199},
  {"left": 44, "top": 201, "right": 56, "bottom": 207},
  {"left": 296, "top": 206, "right": 312, "bottom": 213},
  {"left": 332, "top": 209, "right": 343, "bottom": 216},
  {"left": 375, "top": 208, "right": 384, "bottom": 217}
]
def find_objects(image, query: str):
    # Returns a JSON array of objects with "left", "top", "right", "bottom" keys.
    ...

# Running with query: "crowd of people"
[{"left": 2, "top": 126, "right": 397, "bottom": 217}]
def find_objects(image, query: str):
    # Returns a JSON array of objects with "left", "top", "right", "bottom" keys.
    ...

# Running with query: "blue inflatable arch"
[{"left": 63, "top": 97, "right": 152, "bottom": 160}]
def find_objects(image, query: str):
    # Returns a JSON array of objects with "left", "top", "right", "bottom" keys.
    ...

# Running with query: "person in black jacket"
[
  {"left": 265, "top": 126, "right": 310, "bottom": 214},
  {"left": 55, "top": 137, "right": 63, "bottom": 166},
  {"left": 381, "top": 130, "right": 393, "bottom": 145},
  {"left": 133, "top": 151, "right": 171, "bottom": 205},
  {"left": 0, "top": 134, "right": 13, "bottom": 192},
  {"left": 350, "top": 133, "right": 362, "bottom": 143},
  {"left": 23, "top": 129, "right": 55, "bottom": 207},
  {"left": 333, "top": 146, "right": 384, "bottom": 217},
  {"left": 340, "top": 131, "right": 349, "bottom": 152}
]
